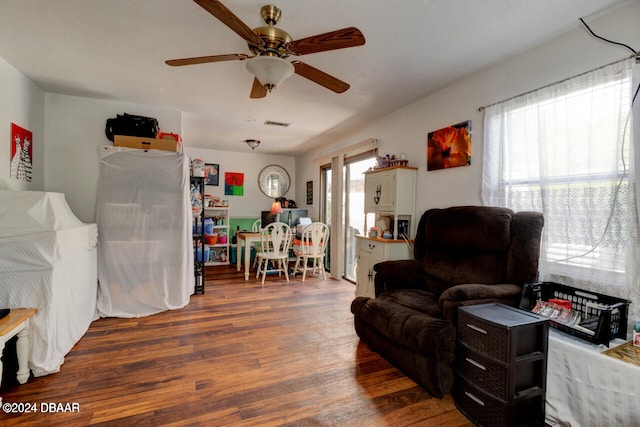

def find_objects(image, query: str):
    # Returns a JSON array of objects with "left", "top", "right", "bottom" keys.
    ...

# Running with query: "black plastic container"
[{"left": 519, "top": 281, "right": 630, "bottom": 346}]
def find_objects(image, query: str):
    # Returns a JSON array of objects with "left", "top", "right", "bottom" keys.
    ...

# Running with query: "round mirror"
[{"left": 258, "top": 165, "right": 290, "bottom": 198}]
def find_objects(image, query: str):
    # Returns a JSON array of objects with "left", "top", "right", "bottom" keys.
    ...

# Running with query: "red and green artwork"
[{"left": 225, "top": 172, "right": 244, "bottom": 196}]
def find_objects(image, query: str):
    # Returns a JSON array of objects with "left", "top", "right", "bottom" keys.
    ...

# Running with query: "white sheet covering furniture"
[
  {"left": 0, "top": 190, "right": 98, "bottom": 377},
  {"left": 96, "top": 146, "right": 193, "bottom": 318},
  {"left": 546, "top": 329, "right": 640, "bottom": 427}
]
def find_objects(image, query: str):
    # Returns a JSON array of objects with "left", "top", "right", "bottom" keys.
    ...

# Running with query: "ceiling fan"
[{"left": 165, "top": 0, "right": 366, "bottom": 98}]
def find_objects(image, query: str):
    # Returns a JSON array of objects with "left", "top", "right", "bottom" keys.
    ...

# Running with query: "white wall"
[
  {"left": 43, "top": 94, "right": 296, "bottom": 223},
  {"left": 295, "top": 1, "right": 640, "bottom": 221},
  {"left": 184, "top": 147, "right": 296, "bottom": 218},
  {"left": 44, "top": 94, "right": 182, "bottom": 222},
  {"left": 0, "top": 57, "right": 45, "bottom": 191}
]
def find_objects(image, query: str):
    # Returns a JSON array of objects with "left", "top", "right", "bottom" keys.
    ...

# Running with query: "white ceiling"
[{"left": 0, "top": 0, "right": 628, "bottom": 154}]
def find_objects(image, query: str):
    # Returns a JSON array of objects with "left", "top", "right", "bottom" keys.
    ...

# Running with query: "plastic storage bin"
[
  {"left": 204, "top": 218, "right": 214, "bottom": 235},
  {"left": 194, "top": 246, "right": 210, "bottom": 262},
  {"left": 520, "top": 281, "right": 630, "bottom": 346},
  {"left": 229, "top": 245, "right": 255, "bottom": 264}
]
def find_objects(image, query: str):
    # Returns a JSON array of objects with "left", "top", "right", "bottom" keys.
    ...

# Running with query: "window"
[{"left": 482, "top": 59, "right": 636, "bottom": 288}]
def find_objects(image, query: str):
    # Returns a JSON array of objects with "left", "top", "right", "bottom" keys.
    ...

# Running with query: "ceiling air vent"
[{"left": 264, "top": 120, "right": 290, "bottom": 127}]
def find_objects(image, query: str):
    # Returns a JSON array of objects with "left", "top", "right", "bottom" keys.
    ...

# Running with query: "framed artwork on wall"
[
  {"left": 306, "top": 180, "right": 314, "bottom": 206},
  {"left": 10, "top": 122, "right": 33, "bottom": 182},
  {"left": 224, "top": 172, "right": 244, "bottom": 196},
  {"left": 204, "top": 163, "right": 219, "bottom": 186},
  {"left": 427, "top": 120, "right": 472, "bottom": 171}
]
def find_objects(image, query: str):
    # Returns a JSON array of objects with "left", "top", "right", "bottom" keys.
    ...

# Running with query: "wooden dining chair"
[
  {"left": 255, "top": 222, "right": 292, "bottom": 285},
  {"left": 292, "top": 222, "right": 329, "bottom": 281}
]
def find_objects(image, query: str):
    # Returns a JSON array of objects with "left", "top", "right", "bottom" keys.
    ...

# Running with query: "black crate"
[{"left": 519, "top": 281, "right": 630, "bottom": 346}]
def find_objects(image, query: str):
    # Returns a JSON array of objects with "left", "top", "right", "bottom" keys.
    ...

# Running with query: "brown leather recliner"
[{"left": 350, "top": 206, "right": 544, "bottom": 397}]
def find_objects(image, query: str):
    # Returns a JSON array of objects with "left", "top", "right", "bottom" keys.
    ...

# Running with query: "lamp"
[
  {"left": 270, "top": 201, "right": 283, "bottom": 214},
  {"left": 245, "top": 139, "right": 260, "bottom": 150},
  {"left": 246, "top": 56, "right": 294, "bottom": 92},
  {"left": 270, "top": 200, "right": 283, "bottom": 222}
]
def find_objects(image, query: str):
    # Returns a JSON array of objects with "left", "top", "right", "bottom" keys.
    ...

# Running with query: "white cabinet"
[
  {"left": 204, "top": 206, "right": 230, "bottom": 266},
  {"left": 358, "top": 166, "right": 417, "bottom": 298},
  {"left": 364, "top": 169, "right": 395, "bottom": 212},
  {"left": 364, "top": 166, "right": 417, "bottom": 239},
  {"left": 355, "top": 236, "right": 412, "bottom": 298}
]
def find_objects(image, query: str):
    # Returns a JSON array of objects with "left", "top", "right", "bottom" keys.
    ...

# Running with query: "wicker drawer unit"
[{"left": 454, "top": 303, "right": 549, "bottom": 427}]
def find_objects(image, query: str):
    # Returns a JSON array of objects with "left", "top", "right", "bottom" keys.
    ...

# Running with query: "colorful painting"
[
  {"left": 10, "top": 123, "right": 33, "bottom": 181},
  {"left": 427, "top": 120, "right": 471, "bottom": 171},
  {"left": 204, "top": 163, "right": 219, "bottom": 186},
  {"left": 224, "top": 172, "right": 244, "bottom": 196}
]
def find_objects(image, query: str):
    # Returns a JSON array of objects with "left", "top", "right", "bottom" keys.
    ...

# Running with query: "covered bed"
[{"left": 0, "top": 190, "right": 98, "bottom": 377}]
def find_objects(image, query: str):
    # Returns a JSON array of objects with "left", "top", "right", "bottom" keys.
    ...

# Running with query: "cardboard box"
[{"left": 114, "top": 135, "right": 178, "bottom": 152}]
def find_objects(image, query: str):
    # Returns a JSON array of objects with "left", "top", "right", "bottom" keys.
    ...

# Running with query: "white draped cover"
[
  {"left": 0, "top": 190, "right": 98, "bottom": 376},
  {"left": 96, "top": 146, "right": 193, "bottom": 318},
  {"left": 546, "top": 329, "right": 640, "bottom": 426}
]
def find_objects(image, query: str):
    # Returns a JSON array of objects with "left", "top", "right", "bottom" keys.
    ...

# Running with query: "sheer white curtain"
[{"left": 482, "top": 58, "right": 639, "bottom": 329}]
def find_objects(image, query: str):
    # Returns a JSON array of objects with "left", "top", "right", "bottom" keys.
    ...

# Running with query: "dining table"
[{"left": 236, "top": 231, "right": 261, "bottom": 280}]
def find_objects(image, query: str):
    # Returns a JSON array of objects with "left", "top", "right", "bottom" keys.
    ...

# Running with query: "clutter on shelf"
[
  {"left": 191, "top": 158, "right": 205, "bottom": 177},
  {"left": 370, "top": 153, "right": 409, "bottom": 170},
  {"left": 203, "top": 194, "right": 228, "bottom": 208}
]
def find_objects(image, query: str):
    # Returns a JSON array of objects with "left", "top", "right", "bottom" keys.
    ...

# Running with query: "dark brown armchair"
[{"left": 350, "top": 206, "right": 544, "bottom": 397}]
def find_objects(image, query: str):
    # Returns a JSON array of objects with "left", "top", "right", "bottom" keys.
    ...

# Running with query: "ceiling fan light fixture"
[
  {"left": 246, "top": 56, "right": 294, "bottom": 92},
  {"left": 245, "top": 139, "right": 261, "bottom": 150}
]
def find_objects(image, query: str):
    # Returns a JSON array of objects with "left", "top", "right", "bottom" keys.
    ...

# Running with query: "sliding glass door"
[
  {"left": 321, "top": 153, "right": 376, "bottom": 282},
  {"left": 321, "top": 164, "right": 332, "bottom": 271}
]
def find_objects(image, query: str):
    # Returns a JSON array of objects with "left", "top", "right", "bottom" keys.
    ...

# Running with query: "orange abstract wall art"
[{"left": 427, "top": 121, "right": 471, "bottom": 171}]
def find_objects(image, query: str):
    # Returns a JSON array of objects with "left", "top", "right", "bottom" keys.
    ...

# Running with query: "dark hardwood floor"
[{"left": 1, "top": 265, "right": 473, "bottom": 426}]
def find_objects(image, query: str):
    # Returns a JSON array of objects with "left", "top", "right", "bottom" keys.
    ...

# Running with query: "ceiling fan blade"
[
  {"left": 250, "top": 78, "right": 268, "bottom": 99},
  {"left": 287, "top": 27, "right": 365, "bottom": 56},
  {"left": 292, "top": 61, "right": 350, "bottom": 93},
  {"left": 165, "top": 53, "right": 250, "bottom": 67},
  {"left": 193, "top": 0, "right": 264, "bottom": 47}
]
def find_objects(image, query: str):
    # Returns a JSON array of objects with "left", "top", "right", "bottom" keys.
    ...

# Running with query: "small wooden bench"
[{"left": 0, "top": 308, "right": 37, "bottom": 388}]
